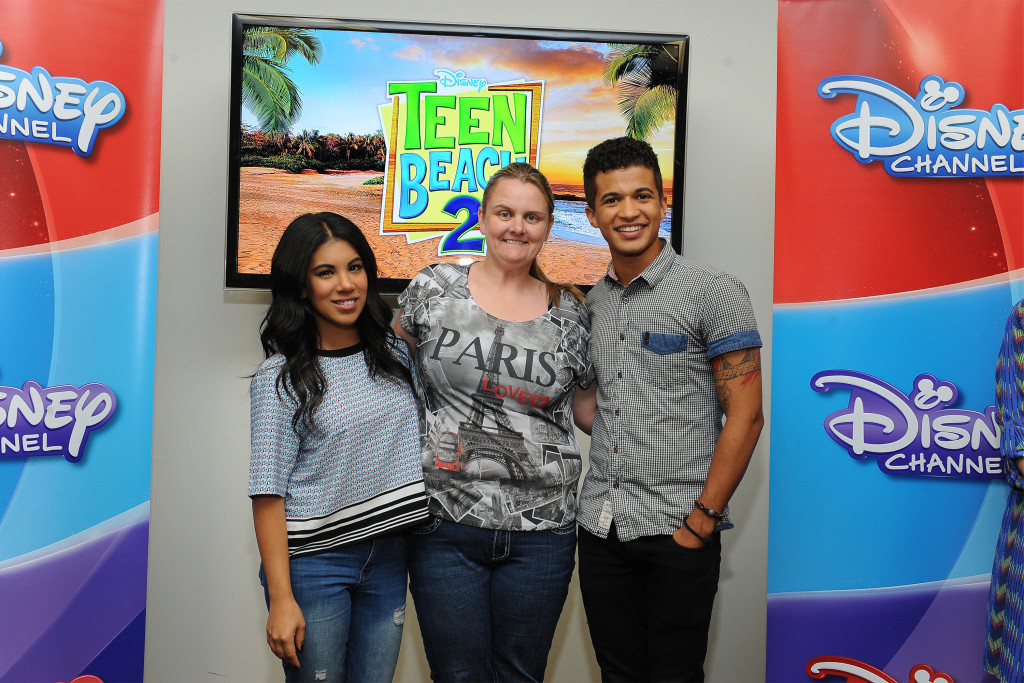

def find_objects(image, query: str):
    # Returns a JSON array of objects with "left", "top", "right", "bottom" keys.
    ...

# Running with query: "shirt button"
[{"left": 620, "top": 333, "right": 625, "bottom": 340}]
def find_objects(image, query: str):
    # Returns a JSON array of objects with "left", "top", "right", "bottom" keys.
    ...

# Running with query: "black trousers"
[{"left": 578, "top": 524, "right": 722, "bottom": 683}]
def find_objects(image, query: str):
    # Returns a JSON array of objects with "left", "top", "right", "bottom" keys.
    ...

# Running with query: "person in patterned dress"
[
  {"left": 249, "top": 213, "right": 428, "bottom": 683},
  {"left": 986, "top": 298, "right": 1024, "bottom": 681}
]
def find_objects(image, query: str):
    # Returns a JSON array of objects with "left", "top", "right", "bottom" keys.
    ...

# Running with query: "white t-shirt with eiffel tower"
[{"left": 399, "top": 263, "right": 593, "bottom": 531}]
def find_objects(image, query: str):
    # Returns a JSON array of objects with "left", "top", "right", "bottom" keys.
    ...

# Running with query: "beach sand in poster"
[{"left": 238, "top": 168, "right": 611, "bottom": 285}]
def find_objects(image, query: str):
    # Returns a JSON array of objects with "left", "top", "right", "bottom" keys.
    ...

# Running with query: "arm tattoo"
[{"left": 712, "top": 348, "right": 761, "bottom": 412}]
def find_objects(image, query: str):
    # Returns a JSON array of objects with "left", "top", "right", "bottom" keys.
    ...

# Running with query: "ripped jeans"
[{"left": 260, "top": 535, "right": 408, "bottom": 683}]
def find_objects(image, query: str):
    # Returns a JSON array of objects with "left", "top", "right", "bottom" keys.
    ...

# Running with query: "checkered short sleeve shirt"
[{"left": 578, "top": 242, "right": 761, "bottom": 542}]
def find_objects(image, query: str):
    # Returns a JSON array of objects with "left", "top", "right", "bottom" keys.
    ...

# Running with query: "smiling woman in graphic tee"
[{"left": 396, "top": 163, "right": 593, "bottom": 683}]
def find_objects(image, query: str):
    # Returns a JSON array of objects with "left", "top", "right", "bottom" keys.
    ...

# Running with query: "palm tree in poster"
[
  {"left": 295, "top": 129, "right": 320, "bottom": 159},
  {"left": 603, "top": 43, "right": 680, "bottom": 142},
  {"left": 366, "top": 130, "right": 386, "bottom": 161},
  {"left": 325, "top": 133, "right": 342, "bottom": 158},
  {"left": 241, "top": 26, "right": 323, "bottom": 134}
]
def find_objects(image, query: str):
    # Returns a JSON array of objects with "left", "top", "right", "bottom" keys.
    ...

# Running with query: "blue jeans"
[
  {"left": 407, "top": 517, "right": 577, "bottom": 682},
  {"left": 260, "top": 536, "right": 408, "bottom": 683}
]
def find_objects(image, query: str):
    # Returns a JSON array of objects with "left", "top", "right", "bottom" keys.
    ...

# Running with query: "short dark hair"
[{"left": 582, "top": 137, "right": 663, "bottom": 208}]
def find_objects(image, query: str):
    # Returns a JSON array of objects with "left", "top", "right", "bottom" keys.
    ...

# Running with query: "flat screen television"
[{"left": 225, "top": 14, "right": 689, "bottom": 292}]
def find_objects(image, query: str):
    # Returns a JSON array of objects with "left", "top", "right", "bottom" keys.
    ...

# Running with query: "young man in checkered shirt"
[{"left": 573, "top": 137, "right": 764, "bottom": 682}]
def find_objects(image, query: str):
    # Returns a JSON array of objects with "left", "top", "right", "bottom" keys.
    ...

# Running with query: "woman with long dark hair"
[
  {"left": 249, "top": 212, "right": 427, "bottom": 683},
  {"left": 396, "top": 163, "right": 593, "bottom": 682}
]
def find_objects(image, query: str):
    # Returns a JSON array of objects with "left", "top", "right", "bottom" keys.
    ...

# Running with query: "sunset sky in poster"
[{"left": 241, "top": 29, "right": 679, "bottom": 188}]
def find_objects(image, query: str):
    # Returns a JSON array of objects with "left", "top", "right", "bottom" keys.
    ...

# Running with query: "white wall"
[{"left": 147, "top": 1, "right": 777, "bottom": 680}]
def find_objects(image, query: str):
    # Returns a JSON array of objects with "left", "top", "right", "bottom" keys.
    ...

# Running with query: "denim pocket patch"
[
  {"left": 642, "top": 332, "right": 687, "bottom": 355},
  {"left": 410, "top": 516, "right": 443, "bottom": 535}
]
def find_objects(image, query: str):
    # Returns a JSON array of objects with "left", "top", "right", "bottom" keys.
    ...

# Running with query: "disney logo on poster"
[
  {"left": 819, "top": 74, "right": 1024, "bottom": 177},
  {"left": 0, "top": 380, "right": 116, "bottom": 463},
  {"left": 0, "top": 39, "right": 126, "bottom": 157},
  {"left": 807, "top": 655, "right": 953, "bottom": 683},
  {"left": 811, "top": 370, "right": 1001, "bottom": 479},
  {"left": 434, "top": 69, "right": 487, "bottom": 92}
]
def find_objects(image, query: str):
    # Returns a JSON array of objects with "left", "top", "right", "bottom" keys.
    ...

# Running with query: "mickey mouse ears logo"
[{"left": 0, "top": 39, "right": 127, "bottom": 156}]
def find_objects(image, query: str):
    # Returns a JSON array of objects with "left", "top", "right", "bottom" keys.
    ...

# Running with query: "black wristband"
[{"left": 682, "top": 518, "right": 710, "bottom": 544}]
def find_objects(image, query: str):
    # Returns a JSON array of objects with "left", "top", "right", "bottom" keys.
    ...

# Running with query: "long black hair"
[{"left": 259, "top": 212, "right": 413, "bottom": 430}]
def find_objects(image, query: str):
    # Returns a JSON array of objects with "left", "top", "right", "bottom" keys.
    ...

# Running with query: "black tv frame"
[{"left": 225, "top": 13, "right": 689, "bottom": 291}]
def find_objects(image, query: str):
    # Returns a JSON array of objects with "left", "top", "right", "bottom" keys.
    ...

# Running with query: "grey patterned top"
[
  {"left": 248, "top": 342, "right": 428, "bottom": 557},
  {"left": 579, "top": 242, "right": 761, "bottom": 541},
  {"left": 399, "top": 263, "right": 594, "bottom": 530}
]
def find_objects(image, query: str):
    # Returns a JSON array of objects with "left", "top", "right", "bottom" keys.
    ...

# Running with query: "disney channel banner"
[
  {"left": 0, "top": 1, "right": 162, "bottom": 681},
  {"left": 771, "top": 1, "right": 1023, "bottom": 682}
]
